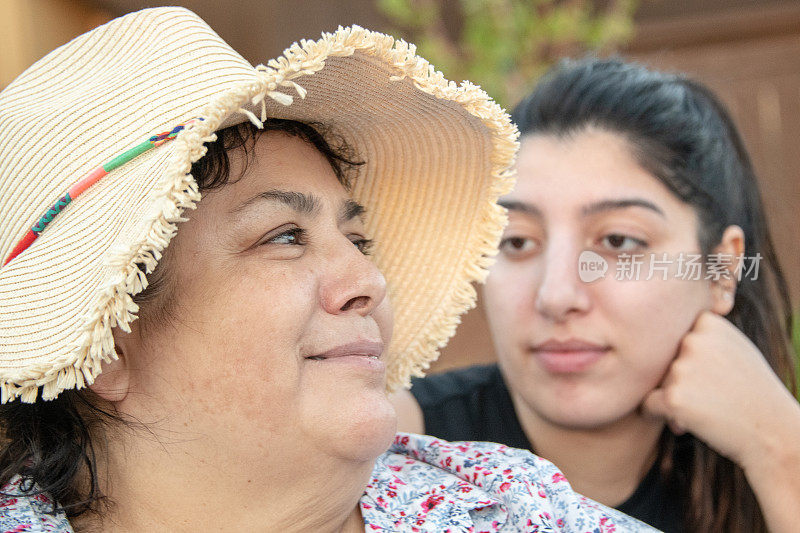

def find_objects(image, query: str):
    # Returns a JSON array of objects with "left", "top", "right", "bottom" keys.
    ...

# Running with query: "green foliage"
[{"left": 377, "top": 0, "right": 638, "bottom": 108}]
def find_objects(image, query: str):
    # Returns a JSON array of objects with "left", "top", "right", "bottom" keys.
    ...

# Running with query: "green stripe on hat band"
[{"left": 102, "top": 140, "right": 153, "bottom": 172}]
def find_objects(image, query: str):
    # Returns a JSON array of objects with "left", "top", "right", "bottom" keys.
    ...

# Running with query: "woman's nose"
[
  {"left": 320, "top": 236, "right": 387, "bottom": 317},
  {"left": 535, "top": 246, "right": 592, "bottom": 322}
]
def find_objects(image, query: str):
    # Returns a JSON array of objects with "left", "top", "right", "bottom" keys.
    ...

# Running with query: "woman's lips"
[
  {"left": 305, "top": 340, "right": 385, "bottom": 372},
  {"left": 530, "top": 339, "right": 610, "bottom": 373}
]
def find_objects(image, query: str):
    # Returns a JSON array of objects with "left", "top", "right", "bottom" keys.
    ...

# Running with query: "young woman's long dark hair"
[
  {"left": 0, "top": 119, "right": 362, "bottom": 519},
  {"left": 512, "top": 56, "right": 796, "bottom": 533}
]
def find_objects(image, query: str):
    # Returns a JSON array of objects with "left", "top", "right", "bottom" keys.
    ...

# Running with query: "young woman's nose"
[
  {"left": 320, "top": 236, "right": 387, "bottom": 317},
  {"left": 534, "top": 244, "right": 592, "bottom": 322}
]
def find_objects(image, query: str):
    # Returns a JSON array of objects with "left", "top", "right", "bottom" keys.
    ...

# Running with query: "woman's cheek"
[
  {"left": 484, "top": 270, "right": 509, "bottom": 322},
  {"left": 602, "top": 277, "right": 705, "bottom": 378}
]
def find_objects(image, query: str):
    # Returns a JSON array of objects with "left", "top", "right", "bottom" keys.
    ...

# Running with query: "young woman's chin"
[
  {"left": 533, "top": 394, "right": 650, "bottom": 431},
  {"left": 506, "top": 359, "right": 663, "bottom": 431}
]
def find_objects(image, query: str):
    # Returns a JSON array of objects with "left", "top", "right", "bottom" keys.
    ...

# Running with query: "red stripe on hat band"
[
  {"left": 69, "top": 167, "right": 107, "bottom": 198},
  {"left": 3, "top": 231, "right": 37, "bottom": 266}
]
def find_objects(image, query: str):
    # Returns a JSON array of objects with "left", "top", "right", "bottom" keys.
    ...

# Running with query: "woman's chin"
[
  {"left": 344, "top": 392, "right": 397, "bottom": 461},
  {"left": 303, "top": 388, "right": 398, "bottom": 462},
  {"left": 535, "top": 396, "right": 647, "bottom": 431}
]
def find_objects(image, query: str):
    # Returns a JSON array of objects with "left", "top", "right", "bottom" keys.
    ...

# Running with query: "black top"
[{"left": 410, "top": 364, "right": 685, "bottom": 533}]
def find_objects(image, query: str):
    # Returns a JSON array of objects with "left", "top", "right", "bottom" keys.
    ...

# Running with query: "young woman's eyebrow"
[
  {"left": 233, "top": 189, "right": 321, "bottom": 216},
  {"left": 581, "top": 198, "right": 666, "bottom": 218},
  {"left": 339, "top": 199, "right": 366, "bottom": 224},
  {"left": 498, "top": 199, "right": 543, "bottom": 219}
]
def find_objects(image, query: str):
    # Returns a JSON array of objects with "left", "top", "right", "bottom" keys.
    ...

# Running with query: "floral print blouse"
[
  {"left": 0, "top": 476, "right": 72, "bottom": 532},
  {"left": 362, "top": 433, "right": 656, "bottom": 532},
  {"left": 0, "top": 433, "right": 656, "bottom": 532}
]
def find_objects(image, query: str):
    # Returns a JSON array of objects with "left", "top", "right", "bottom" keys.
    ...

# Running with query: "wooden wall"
[{"left": 0, "top": 0, "right": 110, "bottom": 89}]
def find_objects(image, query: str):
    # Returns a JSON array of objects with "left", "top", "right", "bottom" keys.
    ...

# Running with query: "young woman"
[
  {"left": 395, "top": 57, "right": 800, "bottom": 532},
  {"left": 0, "top": 8, "right": 653, "bottom": 532}
]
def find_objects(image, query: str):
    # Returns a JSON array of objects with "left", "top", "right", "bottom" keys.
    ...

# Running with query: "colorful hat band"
[{"left": 2, "top": 118, "right": 202, "bottom": 267}]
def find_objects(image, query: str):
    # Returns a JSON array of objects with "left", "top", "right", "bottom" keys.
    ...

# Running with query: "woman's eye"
[
  {"left": 266, "top": 227, "right": 306, "bottom": 246},
  {"left": 599, "top": 234, "right": 647, "bottom": 252},
  {"left": 351, "top": 237, "right": 374, "bottom": 256},
  {"left": 499, "top": 236, "right": 538, "bottom": 257}
]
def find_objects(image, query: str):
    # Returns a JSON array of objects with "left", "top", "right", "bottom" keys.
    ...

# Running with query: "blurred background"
[{"left": 2, "top": 0, "right": 798, "bottom": 374}]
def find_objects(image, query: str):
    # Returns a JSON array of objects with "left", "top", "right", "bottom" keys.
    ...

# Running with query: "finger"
[
  {"left": 690, "top": 309, "right": 722, "bottom": 334},
  {"left": 643, "top": 389, "right": 687, "bottom": 434},
  {"left": 668, "top": 420, "right": 687, "bottom": 436},
  {"left": 642, "top": 388, "right": 669, "bottom": 420}
]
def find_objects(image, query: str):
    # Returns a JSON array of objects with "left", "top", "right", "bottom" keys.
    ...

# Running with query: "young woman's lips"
[
  {"left": 530, "top": 339, "right": 610, "bottom": 374},
  {"left": 305, "top": 340, "right": 385, "bottom": 372}
]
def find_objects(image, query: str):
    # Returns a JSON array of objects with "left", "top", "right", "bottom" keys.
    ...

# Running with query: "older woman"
[{"left": 0, "top": 8, "right": 653, "bottom": 532}]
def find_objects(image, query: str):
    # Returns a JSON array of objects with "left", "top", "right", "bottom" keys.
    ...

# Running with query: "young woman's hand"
[{"left": 643, "top": 310, "right": 800, "bottom": 532}]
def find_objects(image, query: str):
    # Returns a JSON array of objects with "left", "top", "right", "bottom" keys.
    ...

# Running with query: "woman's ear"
[
  {"left": 709, "top": 225, "right": 745, "bottom": 316},
  {"left": 89, "top": 332, "right": 132, "bottom": 403}
]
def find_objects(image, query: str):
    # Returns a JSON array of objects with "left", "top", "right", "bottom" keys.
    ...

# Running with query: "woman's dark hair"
[
  {"left": 0, "top": 119, "right": 362, "bottom": 520},
  {"left": 512, "top": 56, "right": 796, "bottom": 533}
]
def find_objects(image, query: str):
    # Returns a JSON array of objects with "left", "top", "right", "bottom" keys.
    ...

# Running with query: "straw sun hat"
[{"left": 0, "top": 7, "right": 517, "bottom": 403}]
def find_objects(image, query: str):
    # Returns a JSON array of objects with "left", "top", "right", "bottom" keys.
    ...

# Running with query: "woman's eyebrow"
[
  {"left": 339, "top": 199, "right": 366, "bottom": 224},
  {"left": 233, "top": 189, "right": 321, "bottom": 215},
  {"left": 581, "top": 198, "right": 666, "bottom": 218},
  {"left": 498, "top": 199, "right": 543, "bottom": 219}
]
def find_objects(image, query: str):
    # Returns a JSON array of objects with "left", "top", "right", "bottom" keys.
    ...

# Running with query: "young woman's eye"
[
  {"left": 265, "top": 227, "right": 306, "bottom": 246},
  {"left": 498, "top": 236, "right": 538, "bottom": 258},
  {"left": 351, "top": 237, "right": 374, "bottom": 256},
  {"left": 599, "top": 234, "right": 647, "bottom": 252}
]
